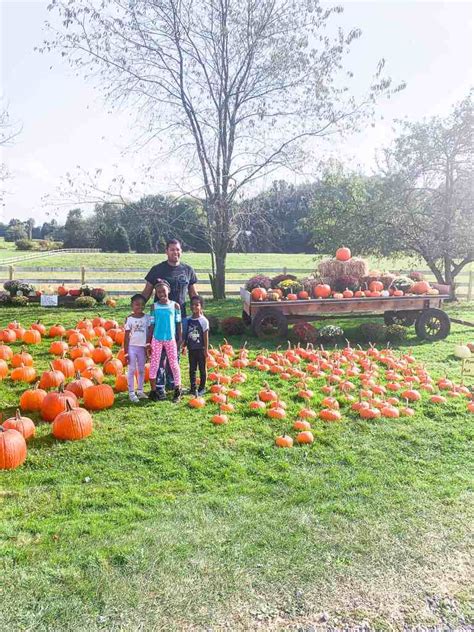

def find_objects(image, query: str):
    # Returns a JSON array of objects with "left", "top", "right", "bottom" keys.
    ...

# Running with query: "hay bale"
[{"left": 318, "top": 257, "right": 368, "bottom": 280}]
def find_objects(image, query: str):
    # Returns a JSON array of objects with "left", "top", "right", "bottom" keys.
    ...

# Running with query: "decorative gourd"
[
  {"left": 314, "top": 284, "right": 331, "bottom": 299},
  {"left": 83, "top": 383, "right": 115, "bottom": 410},
  {"left": 3, "top": 409, "right": 35, "bottom": 440},
  {"left": 275, "top": 434, "right": 293, "bottom": 448},
  {"left": 41, "top": 384, "right": 78, "bottom": 422},
  {"left": 335, "top": 247, "right": 351, "bottom": 261},
  {"left": 19, "top": 382, "right": 47, "bottom": 412},
  {"left": 453, "top": 344, "right": 471, "bottom": 359},
  {"left": 0, "top": 426, "right": 27, "bottom": 470},
  {"left": 52, "top": 401, "right": 93, "bottom": 441}
]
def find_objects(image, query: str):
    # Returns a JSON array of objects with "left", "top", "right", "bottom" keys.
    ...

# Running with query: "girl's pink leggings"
[{"left": 150, "top": 338, "right": 181, "bottom": 386}]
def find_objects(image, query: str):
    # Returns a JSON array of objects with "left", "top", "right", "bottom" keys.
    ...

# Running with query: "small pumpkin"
[
  {"left": 49, "top": 324, "right": 66, "bottom": 338},
  {"left": 251, "top": 287, "right": 267, "bottom": 301},
  {"left": 319, "top": 408, "right": 342, "bottom": 422},
  {"left": 0, "top": 426, "right": 27, "bottom": 470},
  {"left": 275, "top": 434, "right": 293, "bottom": 448},
  {"left": 314, "top": 284, "right": 331, "bottom": 299},
  {"left": 65, "top": 372, "right": 94, "bottom": 399},
  {"left": 211, "top": 413, "right": 228, "bottom": 425},
  {"left": 335, "top": 246, "right": 351, "bottom": 261},
  {"left": 3, "top": 409, "right": 35, "bottom": 440},
  {"left": 296, "top": 430, "right": 314, "bottom": 444},
  {"left": 52, "top": 354, "right": 75, "bottom": 379},
  {"left": 11, "top": 348, "right": 34, "bottom": 368},
  {"left": 39, "top": 364, "right": 66, "bottom": 390},
  {"left": 19, "top": 382, "right": 47, "bottom": 412},
  {"left": 22, "top": 329, "right": 41, "bottom": 345},
  {"left": 49, "top": 339, "right": 69, "bottom": 356},
  {"left": 0, "top": 342, "right": 13, "bottom": 362}
]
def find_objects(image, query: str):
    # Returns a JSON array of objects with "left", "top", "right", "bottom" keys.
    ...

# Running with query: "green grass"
[{"left": 0, "top": 300, "right": 473, "bottom": 630}]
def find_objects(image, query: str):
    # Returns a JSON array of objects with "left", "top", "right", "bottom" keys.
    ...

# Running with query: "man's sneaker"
[
  {"left": 172, "top": 387, "right": 182, "bottom": 403},
  {"left": 148, "top": 390, "right": 159, "bottom": 402},
  {"left": 157, "top": 389, "right": 167, "bottom": 401},
  {"left": 198, "top": 388, "right": 206, "bottom": 396},
  {"left": 136, "top": 391, "right": 148, "bottom": 400},
  {"left": 129, "top": 392, "right": 139, "bottom": 403}
]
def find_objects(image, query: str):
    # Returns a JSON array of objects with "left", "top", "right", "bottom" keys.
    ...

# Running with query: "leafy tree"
[
  {"left": 44, "top": 0, "right": 402, "bottom": 298},
  {"left": 5, "top": 223, "right": 27, "bottom": 242},
  {"left": 113, "top": 225, "right": 130, "bottom": 253},
  {"left": 63, "top": 208, "right": 94, "bottom": 247},
  {"left": 135, "top": 226, "right": 153, "bottom": 254}
]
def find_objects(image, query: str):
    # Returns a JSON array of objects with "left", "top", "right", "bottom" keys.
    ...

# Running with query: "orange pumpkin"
[
  {"left": 41, "top": 384, "right": 78, "bottom": 422},
  {"left": 0, "top": 426, "right": 27, "bottom": 470},
  {"left": 52, "top": 355, "right": 75, "bottom": 379},
  {"left": 103, "top": 358, "right": 123, "bottom": 375},
  {"left": 65, "top": 372, "right": 94, "bottom": 399},
  {"left": 81, "top": 366, "right": 104, "bottom": 383},
  {"left": 314, "top": 284, "right": 331, "bottom": 299},
  {"left": 259, "top": 382, "right": 278, "bottom": 402},
  {"left": 369, "top": 281, "right": 384, "bottom": 292},
  {"left": 83, "top": 383, "right": 115, "bottom": 410},
  {"left": 293, "top": 419, "right": 311, "bottom": 431},
  {"left": 57, "top": 284, "right": 68, "bottom": 296},
  {"left": 31, "top": 320, "right": 46, "bottom": 335},
  {"left": 266, "top": 407, "right": 286, "bottom": 420},
  {"left": 49, "top": 323, "right": 66, "bottom": 338},
  {"left": 275, "top": 434, "right": 293, "bottom": 448},
  {"left": 39, "top": 364, "right": 66, "bottom": 390},
  {"left": 296, "top": 430, "right": 314, "bottom": 444},
  {"left": 335, "top": 247, "right": 351, "bottom": 261},
  {"left": 251, "top": 287, "right": 267, "bottom": 301},
  {"left": 189, "top": 396, "right": 206, "bottom": 409},
  {"left": 11, "top": 364, "right": 37, "bottom": 384},
  {"left": 19, "top": 382, "right": 47, "bottom": 412},
  {"left": 52, "top": 401, "right": 93, "bottom": 441},
  {"left": 0, "top": 342, "right": 13, "bottom": 362},
  {"left": 411, "top": 281, "right": 430, "bottom": 295},
  {"left": 114, "top": 373, "right": 129, "bottom": 393},
  {"left": 22, "top": 329, "right": 41, "bottom": 345},
  {"left": 49, "top": 340, "right": 69, "bottom": 356},
  {"left": 319, "top": 408, "right": 342, "bottom": 422},
  {"left": 0, "top": 359, "right": 9, "bottom": 379},
  {"left": 342, "top": 288, "right": 354, "bottom": 299},
  {"left": 12, "top": 348, "right": 34, "bottom": 368},
  {"left": 211, "top": 413, "right": 228, "bottom": 425},
  {"left": 1, "top": 329, "right": 16, "bottom": 343},
  {"left": 3, "top": 409, "right": 35, "bottom": 440}
]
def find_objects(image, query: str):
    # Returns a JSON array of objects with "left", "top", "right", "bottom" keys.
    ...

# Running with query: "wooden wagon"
[{"left": 241, "top": 288, "right": 452, "bottom": 341}]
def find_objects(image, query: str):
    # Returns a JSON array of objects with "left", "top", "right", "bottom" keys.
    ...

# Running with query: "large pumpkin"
[
  {"left": 314, "top": 284, "right": 331, "bottom": 299},
  {"left": 65, "top": 372, "right": 94, "bottom": 399},
  {"left": 11, "top": 348, "right": 34, "bottom": 368},
  {"left": 52, "top": 355, "right": 75, "bottom": 379},
  {"left": 41, "top": 384, "right": 78, "bottom": 422},
  {"left": 39, "top": 364, "right": 66, "bottom": 390},
  {"left": 11, "top": 364, "right": 37, "bottom": 384},
  {"left": 52, "top": 401, "right": 93, "bottom": 441},
  {"left": 22, "top": 329, "right": 42, "bottom": 345},
  {"left": 83, "top": 383, "right": 115, "bottom": 410},
  {"left": 0, "top": 426, "right": 27, "bottom": 470},
  {"left": 411, "top": 281, "right": 430, "bottom": 295},
  {"left": 3, "top": 409, "right": 35, "bottom": 441}
]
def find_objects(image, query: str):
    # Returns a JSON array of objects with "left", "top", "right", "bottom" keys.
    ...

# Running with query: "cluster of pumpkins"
[
  {"left": 251, "top": 279, "right": 438, "bottom": 303},
  {"left": 0, "top": 316, "right": 127, "bottom": 470},
  {"left": 187, "top": 338, "right": 473, "bottom": 447}
]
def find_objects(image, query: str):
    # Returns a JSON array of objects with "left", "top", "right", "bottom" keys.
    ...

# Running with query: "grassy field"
[{"left": 0, "top": 298, "right": 473, "bottom": 630}]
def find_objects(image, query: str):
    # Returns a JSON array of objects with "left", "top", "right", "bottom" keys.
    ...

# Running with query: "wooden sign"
[
  {"left": 40, "top": 294, "right": 58, "bottom": 307},
  {"left": 461, "top": 358, "right": 474, "bottom": 378}
]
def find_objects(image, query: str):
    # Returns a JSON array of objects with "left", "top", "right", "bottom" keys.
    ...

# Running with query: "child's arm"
[
  {"left": 124, "top": 330, "right": 130, "bottom": 358},
  {"left": 203, "top": 329, "right": 209, "bottom": 356},
  {"left": 175, "top": 303, "right": 182, "bottom": 347}
]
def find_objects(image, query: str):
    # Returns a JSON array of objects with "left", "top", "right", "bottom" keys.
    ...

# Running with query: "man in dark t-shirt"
[{"left": 141, "top": 238, "right": 198, "bottom": 398}]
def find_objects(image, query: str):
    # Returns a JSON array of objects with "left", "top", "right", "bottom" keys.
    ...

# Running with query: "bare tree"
[
  {"left": 0, "top": 103, "right": 21, "bottom": 206},
  {"left": 42, "top": 0, "right": 403, "bottom": 297}
]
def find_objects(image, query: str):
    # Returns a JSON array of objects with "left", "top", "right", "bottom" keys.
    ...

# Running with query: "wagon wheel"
[
  {"left": 242, "top": 310, "right": 252, "bottom": 326},
  {"left": 384, "top": 311, "right": 418, "bottom": 327},
  {"left": 415, "top": 309, "right": 451, "bottom": 341},
  {"left": 252, "top": 308, "right": 288, "bottom": 340}
]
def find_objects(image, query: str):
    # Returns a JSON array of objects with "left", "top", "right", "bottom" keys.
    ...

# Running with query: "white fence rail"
[
  {"left": 1, "top": 248, "right": 101, "bottom": 266},
  {"left": 0, "top": 265, "right": 472, "bottom": 299}
]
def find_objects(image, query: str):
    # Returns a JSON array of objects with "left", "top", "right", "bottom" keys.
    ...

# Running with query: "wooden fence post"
[
  {"left": 468, "top": 269, "right": 473, "bottom": 302},
  {"left": 81, "top": 266, "right": 86, "bottom": 285},
  {"left": 9, "top": 265, "right": 14, "bottom": 280},
  {"left": 283, "top": 267, "right": 287, "bottom": 275}
]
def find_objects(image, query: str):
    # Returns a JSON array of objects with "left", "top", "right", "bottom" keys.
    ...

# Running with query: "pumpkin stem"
[{"left": 16, "top": 409, "right": 22, "bottom": 419}]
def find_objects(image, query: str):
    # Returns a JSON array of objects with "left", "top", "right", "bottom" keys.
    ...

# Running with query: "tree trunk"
[
  {"left": 213, "top": 250, "right": 227, "bottom": 300},
  {"left": 444, "top": 256, "right": 457, "bottom": 301}
]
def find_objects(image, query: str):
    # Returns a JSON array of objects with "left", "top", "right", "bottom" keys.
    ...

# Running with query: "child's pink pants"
[{"left": 150, "top": 338, "right": 181, "bottom": 386}]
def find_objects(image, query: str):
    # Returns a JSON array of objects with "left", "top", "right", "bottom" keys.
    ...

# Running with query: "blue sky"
[{"left": 1, "top": 0, "right": 472, "bottom": 223}]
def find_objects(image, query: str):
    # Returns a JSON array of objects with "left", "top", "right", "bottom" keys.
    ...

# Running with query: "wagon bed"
[{"left": 240, "top": 288, "right": 451, "bottom": 341}]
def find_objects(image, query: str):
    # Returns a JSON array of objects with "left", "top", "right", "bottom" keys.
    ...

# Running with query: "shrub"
[
  {"left": 10, "top": 295, "right": 29, "bottom": 307},
  {"left": 3, "top": 280, "right": 35, "bottom": 296},
  {"left": 386, "top": 324, "right": 408, "bottom": 343},
  {"left": 360, "top": 322, "right": 387, "bottom": 343},
  {"left": 38, "top": 240, "right": 63, "bottom": 251},
  {"left": 271, "top": 273, "right": 297, "bottom": 288},
  {"left": 15, "top": 239, "right": 36, "bottom": 251},
  {"left": 245, "top": 275, "right": 272, "bottom": 291},
  {"left": 207, "top": 315, "right": 219, "bottom": 335},
  {"left": 292, "top": 321, "right": 319, "bottom": 344},
  {"left": 332, "top": 275, "right": 360, "bottom": 293},
  {"left": 319, "top": 325, "right": 344, "bottom": 343},
  {"left": 277, "top": 278, "right": 303, "bottom": 296},
  {"left": 91, "top": 288, "right": 107, "bottom": 303},
  {"left": 221, "top": 316, "right": 246, "bottom": 336},
  {"left": 75, "top": 296, "right": 97, "bottom": 308}
]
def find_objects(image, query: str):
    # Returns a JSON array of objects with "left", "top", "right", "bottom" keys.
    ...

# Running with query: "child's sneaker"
[
  {"left": 129, "top": 392, "right": 139, "bottom": 403},
  {"left": 136, "top": 391, "right": 148, "bottom": 400},
  {"left": 157, "top": 389, "right": 167, "bottom": 401},
  {"left": 172, "top": 387, "right": 182, "bottom": 403}
]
